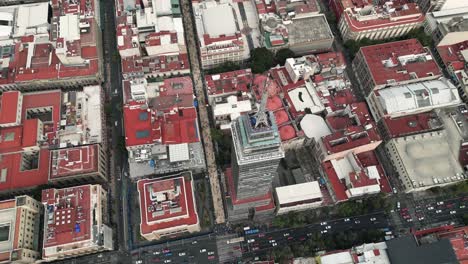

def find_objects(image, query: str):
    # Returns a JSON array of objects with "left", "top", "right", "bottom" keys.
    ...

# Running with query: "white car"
[
  {"left": 355, "top": 220, "right": 361, "bottom": 224},
  {"left": 407, "top": 218, "right": 413, "bottom": 222},
  {"left": 321, "top": 230, "right": 328, "bottom": 234},
  {"left": 192, "top": 240, "right": 198, "bottom": 244},
  {"left": 247, "top": 239, "right": 255, "bottom": 243},
  {"left": 436, "top": 210, "right": 442, "bottom": 214},
  {"left": 437, "top": 201, "right": 445, "bottom": 205},
  {"left": 208, "top": 252, "right": 215, "bottom": 256},
  {"left": 179, "top": 252, "right": 186, "bottom": 257},
  {"left": 269, "top": 240, "right": 275, "bottom": 243},
  {"left": 136, "top": 261, "right": 143, "bottom": 264},
  {"left": 153, "top": 251, "right": 161, "bottom": 255},
  {"left": 370, "top": 217, "right": 376, "bottom": 221},
  {"left": 460, "top": 205, "right": 466, "bottom": 209},
  {"left": 283, "top": 233, "right": 290, "bottom": 237},
  {"left": 320, "top": 222, "right": 327, "bottom": 226},
  {"left": 272, "top": 242, "right": 278, "bottom": 247},
  {"left": 326, "top": 226, "right": 331, "bottom": 229},
  {"left": 344, "top": 218, "right": 350, "bottom": 222},
  {"left": 427, "top": 206, "right": 434, "bottom": 210},
  {"left": 450, "top": 210, "right": 457, "bottom": 214},
  {"left": 164, "top": 260, "right": 171, "bottom": 264},
  {"left": 418, "top": 217, "right": 425, "bottom": 221},
  {"left": 200, "top": 249, "right": 207, "bottom": 253}
]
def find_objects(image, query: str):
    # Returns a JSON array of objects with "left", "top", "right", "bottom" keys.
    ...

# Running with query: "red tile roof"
[
  {"left": 382, "top": 112, "right": 441, "bottom": 138},
  {"left": 0, "top": 150, "right": 50, "bottom": 192},
  {"left": 279, "top": 125, "right": 296, "bottom": 141},
  {"left": 159, "top": 76, "right": 193, "bottom": 97},
  {"left": 205, "top": 69, "right": 253, "bottom": 96},
  {"left": 437, "top": 40, "right": 468, "bottom": 70},
  {"left": 438, "top": 226, "right": 468, "bottom": 263},
  {"left": 359, "top": 39, "right": 441, "bottom": 86},
  {"left": 21, "top": 119, "right": 39, "bottom": 148},
  {"left": 123, "top": 102, "right": 162, "bottom": 147},
  {"left": 162, "top": 108, "right": 199, "bottom": 144},
  {"left": 49, "top": 145, "right": 99, "bottom": 179},
  {"left": 323, "top": 125, "right": 381, "bottom": 154},
  {"left": 323, "top": 161, "right": 348, "bottom": 201},
  {"left": 343, "top": 2, "right": 424, "bottom": 32},
  {"left": 0, "top": 91, "right": 20, "bottom": 126},
  {"left": 42, "top": 185, "right": 92, "bottom": 248},
  {"left": 138, "top": 175, "right": 199, "bottom": 235}
]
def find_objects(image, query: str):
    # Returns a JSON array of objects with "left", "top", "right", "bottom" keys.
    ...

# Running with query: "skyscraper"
[{"left": 226, "top": 92, "right": 284, "bottom": 221}]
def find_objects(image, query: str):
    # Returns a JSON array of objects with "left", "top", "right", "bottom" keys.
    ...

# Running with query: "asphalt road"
[
  {"left": 395, "top": 195, "right": 468, "bottom": 228},
  {"left": 240, "top": 212, "right": 390, "bottom": 259},
  {"left": 131, "top": 235, "right": 219, "bottom": 264}
]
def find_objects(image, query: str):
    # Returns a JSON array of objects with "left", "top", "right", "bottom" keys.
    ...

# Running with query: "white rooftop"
[
  {"left": 169, "top": 143, "right": 190, "bottom": 162},
  {"left": 300, "top": 114, "right": 331, "bottom": 141},
  {"left": 320, "top": 251, "right": 353, "bottom": 264},
  {"left": 391, "top": 129, "right": 464, "bottom": 188},
  {"left": 201, "top": 3, "right": 237, "bottom": 37},
  {"left": 288, "top": 82, "right": 325, "bottom": 114},
  {"left": 275, "top": 181, "right": 322, "bottom": 205},
  {"left": 59, "top": 14, "right": 80, "bottom": 41},
  {"left": 213, "top": 95, "right": 252, "bottom": 120},
  {"left": 377, "top": 78, "right": 460, "bottom": 116}
]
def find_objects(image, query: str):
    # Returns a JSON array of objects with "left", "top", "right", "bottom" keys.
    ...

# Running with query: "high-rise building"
[{"left": 227, "top": 91, "right": 284, "bottom": 221}]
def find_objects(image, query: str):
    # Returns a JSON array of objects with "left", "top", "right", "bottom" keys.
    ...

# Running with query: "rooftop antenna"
[{"left": 253, "top": 73, "right": 271, "bottom": 129}]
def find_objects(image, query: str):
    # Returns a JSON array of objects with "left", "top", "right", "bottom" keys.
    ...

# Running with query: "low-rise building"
[
  {"left": 383, "top": 106, "right": 468, "bottom": 192},
  {"left": 367, "top": 78, "right": 461, "bottom": 121},
  {"left": 436, "top": 32, "right": 468, "bottom": 101},
  {"left": 41, "top": 184, "right": 113, "bottom": 261},
  {"left": 193, "top": 1, "right": 246, "bottom": 69},
  {"left": 0, "top": 195, "right": 42, "bottom": 264},
  {"left": 115, "top": 0, "right": 190, "bottom": 80},
  {"left": 352, "top": 39, "right": 442, "bottom": 98},
  {"left": 137, "top": 172, "right": 200, "bottom": 240},
  {"left": 332, "top": 0, "right": 424, "bottom": 42},
  {"left": 425, "top": 6, "right": 468, "bottom": 44},
  {"left": 0, "top": 0, "right": 103, "bottom": 92},
  {"left": 274, "top": 181, "right": 323, "bottom": 215},
  {"left": 0, "top": 86, "right": 107, "bottom": 196},
  {"left": 205, "top": 69, "right": 254, "bottom": 130},
  {"left": 122, "top": 77, "right": 205, "bottom": 178},
  {"left": 260, "top": 13, "right": 333, "bottom": 55},
  {"left": 320, "top": 242, "right": 390, "bottom": 264}
]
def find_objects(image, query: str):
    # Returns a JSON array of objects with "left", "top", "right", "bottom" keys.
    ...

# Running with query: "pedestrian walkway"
[{"left": 180, "top": 0, "right": 226, "bottom": 224}]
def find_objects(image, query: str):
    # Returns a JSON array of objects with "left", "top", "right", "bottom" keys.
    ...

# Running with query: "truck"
[{"left": 227, "top": 237, "right": 245, "bottom": 244}]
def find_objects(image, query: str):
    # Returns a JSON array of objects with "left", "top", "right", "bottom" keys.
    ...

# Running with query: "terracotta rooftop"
[
  {"left": 382, "top": 112, "right": 443, "bottom": 138},
  {"left": 49, "top": 145, "right": 99, "bottom": 179},
  {"left": 437, "top": 40, "right": 468, "bottom": 70},
  {"left": 205, "top": 69, "right": 253, "bottom": 96},
  {"left": 0, "top": 91, "right": 20, "bottom": 126},
  {"left": 359, "top": 39, "right": 441, "bottom": 86},
  {"left": 343, "top": 2, "right": 424, "bottom": 32},
  {"left": 138, "top": 174, "right": 199, "bottom": 235},
  {"left": 42, "top": 185, "right": 92, "bottom": 248}
]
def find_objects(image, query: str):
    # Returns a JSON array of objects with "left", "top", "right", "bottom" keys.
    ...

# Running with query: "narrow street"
[
  {"left": 100, "top": 0, "right": 132, "bottom": 258},
  {"left": 180, "top": 0, "right": 226, "bottom": 224}
]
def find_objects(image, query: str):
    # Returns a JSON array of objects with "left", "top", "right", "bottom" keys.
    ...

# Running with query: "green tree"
[
  {"left": 275, "top": 48, "right": 295, "bottom": 66},
  {"left": 250, "top": 48, "right": 275, "bottom": 73},
  {"left": 207, "top": 61, "right": 241, "bottom": 75}
]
